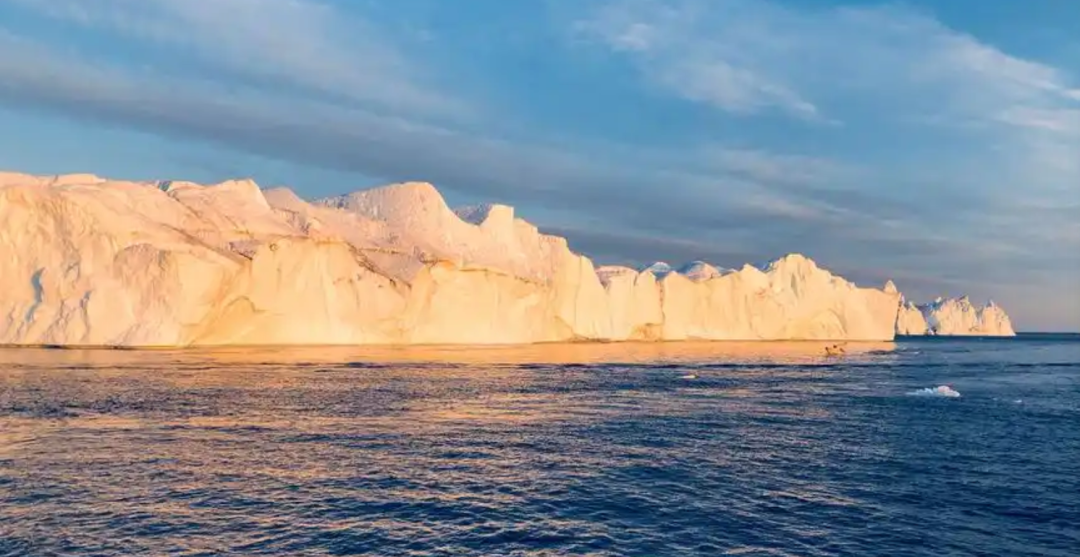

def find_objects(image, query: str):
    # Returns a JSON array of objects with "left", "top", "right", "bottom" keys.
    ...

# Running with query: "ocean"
[{"left": 1, "top": 335, "right": 1077, "bottom": 556}]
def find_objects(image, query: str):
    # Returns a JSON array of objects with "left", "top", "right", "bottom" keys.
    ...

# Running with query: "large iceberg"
[
  {"left": 895, "top": 296, "right": 1015, "bottom": 337},
  {"left": 0, "top": 171, "right": 905, "bottom": 346}
]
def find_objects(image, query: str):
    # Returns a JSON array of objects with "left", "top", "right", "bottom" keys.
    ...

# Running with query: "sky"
[{"left": 0, "top": 0, "right": 1077, "bottom": 331}]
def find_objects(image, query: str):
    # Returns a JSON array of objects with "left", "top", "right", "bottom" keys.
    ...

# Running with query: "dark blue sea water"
[{"left": 1, "top": 336, "right": 1078, "bottom": 556}]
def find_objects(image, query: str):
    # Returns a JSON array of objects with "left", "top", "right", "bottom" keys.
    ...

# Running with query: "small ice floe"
[{"left": 908, "top": 385, "right": 961, "bottom": 398}]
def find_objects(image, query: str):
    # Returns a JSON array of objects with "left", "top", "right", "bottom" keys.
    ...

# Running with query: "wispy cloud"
[
  {"left": 698, "top": 147, "right": 859, "bottom": 188},
  {"left": 924, "top": 30, "right": 1080, "bottom": 108},
  {"left": 574, "top": 0, "right": 1080, "bottom": 130},
  {"left": 3, "top": 0, "right": 463, "bottom": 117},
  {"left": 573, "top": 0, "right": 821, "bottom": 120},
  {"left": 995, "top": 107, "right": 1080, "bottom": 135}
]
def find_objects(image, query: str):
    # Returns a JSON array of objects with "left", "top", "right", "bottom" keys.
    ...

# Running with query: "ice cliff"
[
  {"left": 0, "top": 171, "right": 905, "bottom": 346},
  {"left": 895, "top": 296, "right": 1016, "bottom": 337}
]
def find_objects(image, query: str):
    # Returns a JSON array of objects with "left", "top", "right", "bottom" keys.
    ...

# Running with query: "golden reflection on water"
[
  {"left": 1, "top": 340, "right": 1070, "bottom": 556},
  {"left": 0, "top": 341, "right": 896, "bottom": 432},
  {"left": 0, "top": 340, "right": 905, "bottom": 555},
  {"left": 0, "top": 340, "right": 896, "bottom": 367}
]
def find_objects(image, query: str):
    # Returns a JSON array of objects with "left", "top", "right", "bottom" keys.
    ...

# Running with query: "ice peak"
[
  {"left": 317, "top": 181, "right": 448, "bottom": 222},
  {"left": 765, "top": 253, "right": 821, "bottom": 279},
  {"left": 49, "top": 173, "right": 106, "bottom": 186},
  {"left": 321, "top": 181, "right": 441, "bottom": 205},
  {"left": 368, "top": 181, "right": 441, "bottom": 198},
  {"left": 767, "top": 253, "right": 815, "bottom": 269},
  {"left": 0, "top": 171, "right": 106, "bottom": 188},
  {"left": 211, "top": 177, "right": 261, "bottom": 192},
  {"left": 678, "top": 261, "right": 723, "bottom": 281},
  {"left": 641, "top": 262, "right": 674, "bottom": 277},
  {"left": 263, "top": 187, "right": 309, "bottom": 214}
]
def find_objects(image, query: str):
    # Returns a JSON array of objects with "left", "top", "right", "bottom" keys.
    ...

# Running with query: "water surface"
[{"left": 2, "top": 338, "right": 1078, "bottom": 556}]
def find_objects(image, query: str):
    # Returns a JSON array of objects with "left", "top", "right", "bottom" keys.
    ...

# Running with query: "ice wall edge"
[{"left": 0, "top": 171, "right": 1013, "bottom": 346}]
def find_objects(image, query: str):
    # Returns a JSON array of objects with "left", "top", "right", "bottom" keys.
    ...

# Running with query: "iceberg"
[
  {"left": 895, "top": 300, "right": 929, "bottom": 336},
  {"left": 895, "top": 296, "right": 1016, "bottom": 337},
  {"left": 0, "top": 171, "right": 904, "bottom": 346}
]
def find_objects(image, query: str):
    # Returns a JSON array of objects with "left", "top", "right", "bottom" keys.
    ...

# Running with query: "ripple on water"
[{"left": 1, "top": 340, "right": 1078, "bottom": 556}]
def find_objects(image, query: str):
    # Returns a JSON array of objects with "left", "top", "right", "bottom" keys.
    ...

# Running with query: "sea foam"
[{"left": 908, "top": 386, "right": 961, "bottom": 398}]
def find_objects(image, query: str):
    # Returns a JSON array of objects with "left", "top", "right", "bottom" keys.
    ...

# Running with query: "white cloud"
[
  {"left": 2, "top": 0, "right": 463, "bottom": 118},
  {"left": 656, "top": 58, "right": 820, "bottom": 118},
  {"left": 575, "top": 0, "right": 1080, "bottom": 130},
  {"left": 699, "top": 147, "right": 858, "bottom": 187},
  {"left": 573, "top": 0, "right": 821, "bottom": 119},
  {"left": 995, "top": 107, "right": 1080, "bottom": 136}
]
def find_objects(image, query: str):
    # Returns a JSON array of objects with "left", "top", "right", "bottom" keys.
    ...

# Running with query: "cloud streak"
[
  {"left": 0, "top": 0, "right": 1077, "bottom": 329},
  {"left": 574, "top": 0, "right": 1080, "bottom": 129},
  {"left": 3, "top": 0, "right": 463, "bottom": 118},
  {"left": 573, "top": 0, "right": 822, "bottom": 119}
]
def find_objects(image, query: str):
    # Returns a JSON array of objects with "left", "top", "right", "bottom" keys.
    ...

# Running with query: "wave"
[{"left": 907, "top": 386, "right": 961, "bottom": 398}]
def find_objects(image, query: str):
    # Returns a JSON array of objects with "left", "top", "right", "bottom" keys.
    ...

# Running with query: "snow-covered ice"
[
  {"left": 0, "top": 170, "right": 986, "bottom": 347},
  {"left": 896, "top": 296, "right": 1015, "bottom": 337}
]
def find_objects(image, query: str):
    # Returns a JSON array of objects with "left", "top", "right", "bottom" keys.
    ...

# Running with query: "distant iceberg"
[
  {"left": 677, "top": 261, "right": 731, "bottom": 282},
  {"left": 0, "top": 171, "right": 907, "bottom": 346},
  {"left": 640, "top": 261, "right": 675, "bottom": 278},
  {"left": 895, "top": 295, "right": 1015, "bottom": 337}
]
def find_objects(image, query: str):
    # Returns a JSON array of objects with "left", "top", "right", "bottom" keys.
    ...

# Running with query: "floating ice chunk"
[{"left": 908, "top": 385, "right": 961, "bottom": 398}]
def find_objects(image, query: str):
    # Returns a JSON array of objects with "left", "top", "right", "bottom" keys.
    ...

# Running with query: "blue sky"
[{"left": 0, "top": 0, "right": 1077, "bottom": 331}]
